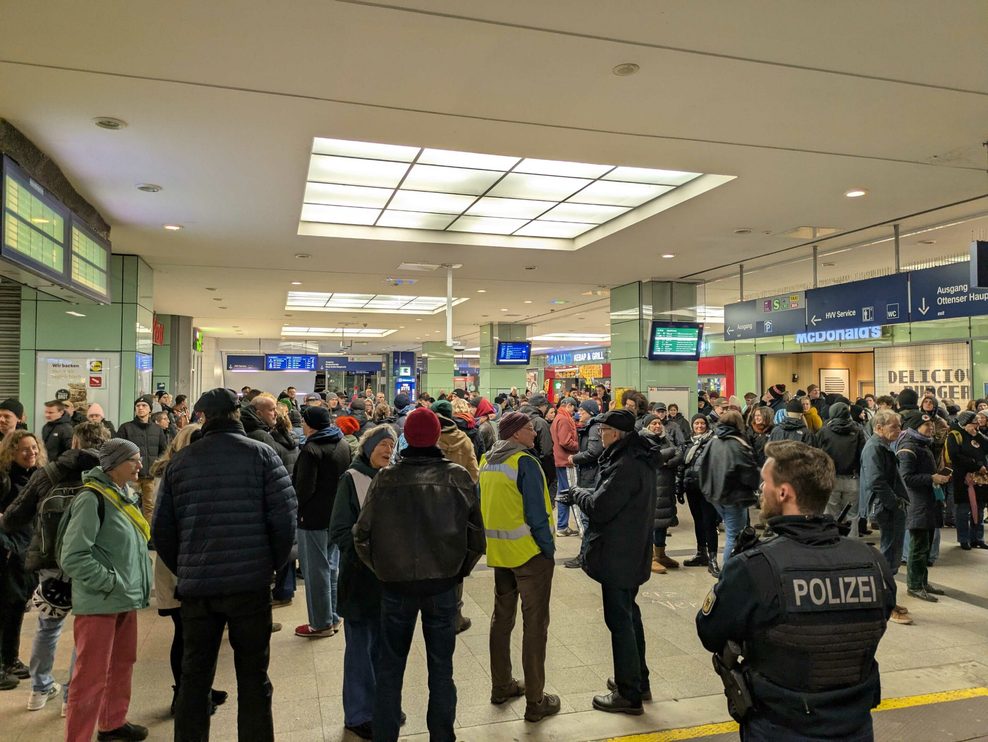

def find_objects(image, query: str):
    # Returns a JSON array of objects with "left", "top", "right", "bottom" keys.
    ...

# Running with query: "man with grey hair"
[{"left": 860, "top": 408, "right": 911, "bottom": 625}]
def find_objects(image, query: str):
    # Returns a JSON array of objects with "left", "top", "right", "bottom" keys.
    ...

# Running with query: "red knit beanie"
[
  {"left": 404, "top": 408, "right": 441, "bottom": 447},
  {"left": 336, "top": 415, "right": 360, "bottom": 436}
]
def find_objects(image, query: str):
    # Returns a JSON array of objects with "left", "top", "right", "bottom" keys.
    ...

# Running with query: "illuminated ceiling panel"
[{"left": 286, "top": 291, "right": 467, "bottom": 315}]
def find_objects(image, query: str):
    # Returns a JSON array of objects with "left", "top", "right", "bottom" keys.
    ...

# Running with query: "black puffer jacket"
[
  {"left": 153, "top": 418, "right": 297, "bottom": 598},
  {"left": 700, "top": 423, "right": 760, "bottom": 507},
  {"left": 640, "top": 430, "right": 683, "bottom": 530},
  {"left": 945, "top": 424, "right": 987, "bottom": 505},
  {"left": 814, "top": 409, "right": 866, "bottom": 475},
  {"left": 767, "top": 415, "right": 814, "bottom": 445},
  {"left": 571, "top": 420, "right": 603, "bottom": 487},
  {"left": 666, "top": 413, "right": 692, "bottom": 445},
  {"left": 115, "top": 418, "right": 168, "bottom": 474},
  {"left": 745, "top": 425, "right": 772, "bottom": 468},
  {"left": 354, "top": 446, "right": 485, "bottom": 593},
  {"left": 1, "top": 448, "right": 101, "bottom": 571},
  {"left": 42, "top": 413, "right": 75, "bottom": 463},
  {"left": 572, "top": 432, "right": 657, "bottom": 589},
  {"left": 294, "top": 427, "right": 351, "bottom": 530},
  {"left": 896, "top": 432, "right": 939, "bottom": 530}
]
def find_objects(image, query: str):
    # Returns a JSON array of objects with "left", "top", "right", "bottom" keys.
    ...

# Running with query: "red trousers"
[{"left": 65, "top": 611, "right": 137, "bottom": 742}]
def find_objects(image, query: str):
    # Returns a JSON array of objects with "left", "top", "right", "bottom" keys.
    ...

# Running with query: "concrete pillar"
[
  {"left": 479, "top": 323, "right": 529, "bottom": 400},
  {"left": 420, "top": 342, "right": 454, "bottom": 398},
  {"left": 152, "top": 314, "right": 194, "bottom": 396}
]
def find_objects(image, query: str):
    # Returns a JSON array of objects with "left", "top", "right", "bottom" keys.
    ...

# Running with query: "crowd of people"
[{"left": 0, "top": 377, "right": 982, "bottom": 740}]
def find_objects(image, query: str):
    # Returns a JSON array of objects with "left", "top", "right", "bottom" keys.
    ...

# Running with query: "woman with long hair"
[
  {"left": 150, "top": 425, "right": 227, "bottom": 716},
  {"left": 0, "top": 431, "right": 45, "bottom": 690},
  {"left": 746, "top": 406, "right": 775, "bottom": 468}
]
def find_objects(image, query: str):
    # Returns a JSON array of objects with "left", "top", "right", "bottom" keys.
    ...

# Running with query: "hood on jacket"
[
  {"left": 55, "top": 447, "right": 102, "bottom": 476},
  {"left": 306, "top": 426, "right": 343, "bottom": 444},
  {"left": 485, "top": 438, "right": 530, "bottom": 465},
  {"left": 714, "top": 422, "right": 746, "bottom": 440},
  {"left": 767, "top": 514, "right": 841, "bottom": 546},
  {"left": 239, "top": 403, "right": 268, "bottom": 434},
  {"left": 518, "top": 404, "right": 545, "bottom": 420},
  {"left": 779, "top": 415, "right": 807, "bottom": 431}
]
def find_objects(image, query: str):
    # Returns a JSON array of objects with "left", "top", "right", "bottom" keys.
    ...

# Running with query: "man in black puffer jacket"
[
  {"left": 115, "top": 396, "right": 169, "bottom": 524},
  {"left": 815, "top": 402, "right": 867, "bottom": 534},
  {"left": 520, "top": 394, "right": 556, "bottom": 491},
  {"left": 768, "top": 398, "right": 814, "bottom": 445},
  {"left": 153, "top": 388, "right": 297, "bottom": 742}
]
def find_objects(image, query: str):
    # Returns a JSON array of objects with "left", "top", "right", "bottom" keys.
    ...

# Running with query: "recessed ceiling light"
[
  {"left": 295, "top": 253, "right": 311, "bottom": 259},
  {"left": 399, "top": 325, "right": 405, "bottom": 329},
  {"left": 524, "top": 300, "right": 533, "bottom": 304},
  {"left": 65, "top": 310, "right": 86, "bottom": 317},
  {"left": 612, "top": 62, "right": 640, "bottom": 76},
  {"left": 415, "top": 318, "right": 423, "bottom": 321},
  {"left": 500, "top": 308, "right": 508, "bottom": 311},
  {"left": 290, "top": 281, "right": 302, "bottom": 286},
  {"left": 93, "top": 116, "right": 127, "bottom": 130},
  {"left": 476, "top": 289, "right": 487, "bottom": 293},
  {"left": 163, "top": 224, "right": 182, "bottom": 231},
  {"left": 661, "top": 253, "right": 675, "bottom": 259},
  {"left": 844, "top": 188, "right": 868, "bottom": 198},
  {"left": 136, "top": 183, "right": 162, "bottom": 193},
  {"left": 549, "top": 299, "right": 568, "bottom": 305}
]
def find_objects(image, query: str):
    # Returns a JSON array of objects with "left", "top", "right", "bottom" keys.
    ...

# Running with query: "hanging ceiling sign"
[
  {"left": 805, "top": 273, "right": 909, "bottom": 331},
  {"left": 724, "top": 291, "right": 806, "bottom": 339}
]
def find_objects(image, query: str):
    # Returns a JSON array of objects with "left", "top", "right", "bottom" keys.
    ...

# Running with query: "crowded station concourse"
[{"left": 2, "top": 3, "right": 988, "bottom": 741}]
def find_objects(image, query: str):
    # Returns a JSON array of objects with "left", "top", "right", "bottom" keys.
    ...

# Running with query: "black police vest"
[{"left": 742, "top": 535, "right": 887, "bottom": 692}]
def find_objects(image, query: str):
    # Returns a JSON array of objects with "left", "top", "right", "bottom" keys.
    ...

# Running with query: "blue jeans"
[
  {"left": 298, "top": 529, "right": 339, "bottom": 629},
  {"left": 714, "top": 503, "right": 749, "bottom": 564},
  {"left": 956, "top": 501, "right": 985, "bottom": 545},
  {"left": 272, "top": 558, "right": 296, "bottom": 601},
  {"left": 374, "top": 586, "right": 457, "bottom": 742},
  {"left": 741, "top": 712, "right": 873, "bottom": 741},
  {"left": 30, "top": 613, "right": 72, "bottom": 701},
  {"left": 343, "top": 619, "right": 379, "bottom": 727},
  {"left": 875, "top": 505, "right": 906, "bottom": 576},
  {"left": 555, "top": 467, "right": 571, "bottom": 531}
]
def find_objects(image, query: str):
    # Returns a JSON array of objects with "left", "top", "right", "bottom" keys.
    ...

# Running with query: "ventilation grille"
[{"left": 0, "top": 281, "right": 21, "bottom": 398}]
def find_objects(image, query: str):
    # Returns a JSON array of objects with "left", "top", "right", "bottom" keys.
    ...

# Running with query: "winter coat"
[
  {"left": 768, "top": 415, "right": 815, "bottom": 445},
  {"left": 640, "top": 431, "right": 682, "bottom": 530},
  {"left": 293, "top": 427, "right": 351, "bottom": 530},
  {"left": 814, "top": 417, "right": 867, "bottom": 475},
  {"left": 269, "top": 426, "right": 300, "bottom": 473},
  {"left": 0, "top": 464, "right": 37, "bottom": 604},
  {"left": 746, "top": 426, "right": 772, "bottom": 468},
  {"left": 945, "top": 424, "right": 987, "bottom": 504},
  {"left": 42, "top": 413, "right": 75, "bottom": 463},
  {"left": 153, "top": 418, "right": 297, "bottom": 598},
  {"left": 896, "top": 432, "right": 939, "bottom": 530},
  {"left": 572, "top": 432, "right": 657, "bottom": 589},
  {"left": 59, "top": 467, "right": 152, "bottom": 615},
  {"left": 240, "top": 404, "right": 298, "bottom": 471},
  {"left": 329, "top": 455, "right": 381, "bottom": 621},
  {"left": 477, "top": 418, "right": 497, "bottom": 452},
  {"left": 571, "top": 420, "right": 603, "bottom": 488},
  {"left": 666, "top": 413, "right": 692, "bottom": 443},
  {"left": 550, "top": 408, "right": 579, "bottom": 467},
  {"left": 354, "top": 446, "right": 485, "bottom": 591},
  {"left": 453, "top": 415, "right": 486, "bottom": 463},
  {"left": 115, "top": 417, "right": 168, "bottom": 475},
  {"left": 700, "top": 423, "right": 760, "bottom": 507},
  {"left": 519, "top": 405, "right": 555, "bottom": 481},
  {"left": 0, "top": 448, "right": 101, "bottom": 571},
  {"left": 859, "top": 434, "right": 908, "bottom": 516},
  {"left": 394, "top": 403, "right": 416, "bottom": 434},
  {"left": 803, "top": 407, "right": 824, "bottom": 433},
  {"left": 437, "top": 415, "right": 480, "bottom": 482}
]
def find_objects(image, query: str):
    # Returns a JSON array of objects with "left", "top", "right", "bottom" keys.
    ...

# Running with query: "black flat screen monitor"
[
  {"left": 496, "top": 341, "right": 532, "bottom": 365},
  {"left": 647, "top": 321, "right": 703, "bottom": 360}
]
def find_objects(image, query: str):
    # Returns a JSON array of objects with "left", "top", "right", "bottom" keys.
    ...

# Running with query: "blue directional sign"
[
  {"left": 910, "top": 262, "right": 988, "bottom": 320},
  {"left": 724, "top": 292, "right": 806, "bottom": 340},
  {"left": 805, "top": 274, "right": 909, "bottom": 331}
]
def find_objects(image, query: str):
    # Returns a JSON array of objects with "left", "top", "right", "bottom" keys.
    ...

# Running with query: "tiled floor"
[{"left": 3, "top": 519, "right": 988, "bottom": 741}]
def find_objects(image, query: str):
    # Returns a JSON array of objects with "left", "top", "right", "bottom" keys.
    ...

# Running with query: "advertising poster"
[{"left": 35, "top": 352, "right": 120, "bottom": 433}]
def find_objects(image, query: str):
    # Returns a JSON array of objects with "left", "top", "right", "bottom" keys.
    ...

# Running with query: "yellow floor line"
[{"left": 606, "top": 687, "right": 988, "bottom": 742}]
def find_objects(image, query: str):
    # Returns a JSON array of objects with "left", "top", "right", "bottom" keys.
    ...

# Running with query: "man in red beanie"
[{"left": 354, "top": 408, "right": 486, "bottom": 742}]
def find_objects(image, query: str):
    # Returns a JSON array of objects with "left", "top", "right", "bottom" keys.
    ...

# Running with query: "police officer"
[{"left": 696, "top": 440, "right": 895, "bottom": 741}]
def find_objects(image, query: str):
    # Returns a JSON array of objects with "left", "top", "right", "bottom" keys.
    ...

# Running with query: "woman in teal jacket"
[{"left": 59, "top": 438, "right": 151, "bottom": 742}]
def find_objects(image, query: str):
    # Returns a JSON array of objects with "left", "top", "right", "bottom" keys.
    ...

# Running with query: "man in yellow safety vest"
[{"left": 479, "top": 411, "right": 559, "bottom": 724}]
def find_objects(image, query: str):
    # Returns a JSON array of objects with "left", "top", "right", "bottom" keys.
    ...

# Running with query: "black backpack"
[{"left": 35, "top": 463, "right": 104, "bottom": 570}]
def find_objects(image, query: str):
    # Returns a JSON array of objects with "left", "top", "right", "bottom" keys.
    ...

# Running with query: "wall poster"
[{"left": 35, "top": 352, "right": 120, "bottom": 434}]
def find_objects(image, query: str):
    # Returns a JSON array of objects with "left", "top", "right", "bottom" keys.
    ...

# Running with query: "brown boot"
[
  {"left": 657, "top": 547, "right": 680, "bottom": 569},
  {"left": 651, "top": 546, "right": 667, "bottom": 574}
]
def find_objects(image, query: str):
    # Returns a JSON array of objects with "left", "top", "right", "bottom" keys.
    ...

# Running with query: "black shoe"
[
  {"left": 0, "top": 670, "right": 18, "bottom": 691},
  {"left": 961, "top": 542, "right": 972, "bottom": 550},
  {"left": 592, "top": 690, "right": 643, "bottom": 715},
  {"left": 491, "top": 679, "right": 525, "bottom": 704},
  {"left": 455, "top": 616, "right": 472, "bottom": 634},
  {"left": 606, "top": 677, "right": 652, "bottom": 701},
  {"left": 524, "top": 693, "right": 561, "bottom": 722},
  {"left": 924, "top": 584, "right": 946, "bottom": 596},
  {"left": 210, "top": 689, "right": 228, "bottom": 706},
  {"left": 344, "top": 721, "right": 373, "bottom": 740},
  {"left": 564, "top": 556, "right": 583, "bottom": 569},
  {"left": 974, "top": 541, "right": 988, "bottom": 550},
  {"left": 97, "top": 722, "right": 149, "bottom": 741},
  {"left": 5, "top": 659, "right": 29, "bottom": 679},
  {"left": 401, "top": 711, "right": 407, "bottom": 726},
  {"left": 683, "top": 552, "right": 710, "bottom": 567},
  {"left": 707, "top": 557, "right": 721, "bottom": 578},
  {"left": 170, "top": 685, "right": 177, "bottom": 716},
  {"left": 907, "top": 588, "right": 938, "bottom": 603}
]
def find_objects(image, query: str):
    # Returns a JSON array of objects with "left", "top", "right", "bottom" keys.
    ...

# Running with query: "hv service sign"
[
  {"left": 724, "top": 292, "right": 806, "bottom": 340},
  {"left": 909, "top": 262, "right": 988, "bottom": 320},
  {"left": 805, "top": 274, "right": 909, "bottom": 332}
]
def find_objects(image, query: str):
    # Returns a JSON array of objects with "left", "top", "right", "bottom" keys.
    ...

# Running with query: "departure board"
[
  {"left": 647, "top": 321, "right": 703, "bottom": 360},
  {"left": 265, "top": 354, "right": 318, "bottom": 371},
  {"left": 496, "top": 341, "right": 531, "bottom": 365},
  {"left": 3, "top": 163, "right": 67, "bottom": 274}
]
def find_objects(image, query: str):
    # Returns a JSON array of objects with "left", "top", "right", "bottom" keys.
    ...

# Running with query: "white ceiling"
[{"left": 1, "top": 0, "right": 987, "bottom": 351}]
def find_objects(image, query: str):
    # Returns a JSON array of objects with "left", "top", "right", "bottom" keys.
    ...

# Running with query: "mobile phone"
[{"left": 938, "top": 467, "right": 953, "bottom": 477}]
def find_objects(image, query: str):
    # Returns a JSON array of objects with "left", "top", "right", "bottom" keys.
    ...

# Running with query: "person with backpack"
[
  {"left": 0, "top": 420, "right": 108, "bottom": 712},
  {"left": 0, "top": 431, "right": 46, "bottom": 691},
  {"left": 680, "top": 415, "right": 718, "bottom": 571},
  {"left": 59, "top": 437, "right": 152, "bottom": 742}
]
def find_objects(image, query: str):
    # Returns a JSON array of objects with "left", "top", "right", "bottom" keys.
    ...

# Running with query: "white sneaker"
[{"left": 27, "top": 682, "right": 60, "bottom": 711}]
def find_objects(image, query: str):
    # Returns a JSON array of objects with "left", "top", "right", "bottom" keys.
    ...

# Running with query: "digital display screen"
[
  {"left": 265, "top": 354, "right": 317, "bottom": 371},
  {"left": 647, "top": 321, "right": 703, "bottom": 360},
  {"left": 495, "top": 341, "right": 531, "bottom": 365},
  {"left": 227, "top": 355, "right": 265, "bottom": 371}
]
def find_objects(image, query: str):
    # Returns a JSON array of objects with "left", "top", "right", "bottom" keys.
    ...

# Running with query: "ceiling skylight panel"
[
  {"left": 568, "top": 181, "right": 673, "bottom": 207},
  {"left": 303, "top": 183, "right": 393, "bottom": 209},
  {"left": 308, "top": 155, "right": 410, "bottom": 188},
  {"left": 364, "top": 297, "right": 412, "bottom": 309},
  {"left": 601, "top": 167, "right": 699, "bottom": 186},
  {"left": 300, "top": 203, "right": 380, "bottom": 225},
  {"left": 377, "top": 211, "right": 455, "bottom": 230},
  {"left": 514, "top": 221, "right": 596, "bottom": 238},
  {"left": 515, "top": 158, "right": 612, "bottom": 179},
  {"left": 466, "top": 197, "right": 554, "bottom": 219},
  {"left": 311, "top": 137, "right": 419, "bottom": 162},
  {"left": 387, "top": 190, "right": 476, "bottom": 214},
  {"left": 448, "top": 216, "right": 530, "bottom": 234},
  {"left": 400, "top": 165, "right": 503, "bottom": 195},
  {"left": 488, "top": 173, "right": 592, "bottom": 201},
  {"left": 286, "top": 296, "right": 334, "bottom": 307},
  {"left": 331, "top": 293, "right": 375, "bottom": 301},
  {"left": 541, "top": 203, "right": 630, "bottom": 223},
  {"left": 418, "top": 149, "right": 520, "bottom": 171},
  {"left": 288, "top": 291, "right": 332, "bottom": 301},
  {"left": 323, "top": 298, "right": 372, "bottom": 308}
]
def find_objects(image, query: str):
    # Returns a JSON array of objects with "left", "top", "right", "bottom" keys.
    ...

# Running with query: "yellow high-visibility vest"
[{"left": 479, "top": 450, "right": 553, "bottom": 568}]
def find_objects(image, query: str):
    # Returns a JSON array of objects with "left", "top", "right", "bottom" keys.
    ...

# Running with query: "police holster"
[{"left": 711, "top": 640, "right": 754, "bottom": 722}]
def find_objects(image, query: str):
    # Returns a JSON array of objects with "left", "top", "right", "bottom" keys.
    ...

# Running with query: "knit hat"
[
  {"left": 194, "top": 388, "right": 238, "bottom": 418},
  {"left": 99, "top": 438, "right": 140, "bottom": 472},
  {"left": 897, "top": 388, "right": 919, "bottom": 410},
  {"left": 431, "top": 399, "right": 453, "bottom": 419},
  {"left": 901, "top": 409, "right": 931, "bottom": 431},
  {"left": 474, "top": 398, "right": 496, "bottom": 418},
  {"left": 785, "top": 399, "right": 804, "bottom": 415},
  {"left": 690, "top": 413, "right": 709, "bottom": 426},
  {"left": 828, "top": 402, "right": 851, "bottom": 420},
  {"left": 640, "top": 413, "right": 660, "bottom": 430},
  {"left": 558, "top": 397, "right": 578, "bottom": 409},
  {"left": 849, "top": 404, "right": 866, "bottom": 423},
  {"left": 769, "top": 384, "right": 787, "bottom": 400},
  {"left": 579, "top": 399, "right": 600, "bottom": 416},
  {"left": 393, "top": 393, "right": 411, "bottom": 410},
  {"left": 528, "top": 393, "right": 548, "bottom": 408},
  {"left": 404, "top": 408, "right": 441, "bottom": 447},
  {"left": 958, "top": 411, "right": 977, "bottom": 427},
  {"left": 498, "top": 412, "right": 530, "bottom": 440},
  {"left": 598, "top": 409, "right": 636, "bottom": 432},
  {"left": 302, "top": 406, "right": 332, "bottom": 430},
  {"left": 0, "top": 398, "right": 24, "bottom": 419},
  {"left": 360, "top": 425, "right": 397, "bottom": 460},
  {"left": 336, "top": 416, "right": 360, "bottom": 436},
  {"left": 135, "top": 395, "right": 154, "bottom": 409}
]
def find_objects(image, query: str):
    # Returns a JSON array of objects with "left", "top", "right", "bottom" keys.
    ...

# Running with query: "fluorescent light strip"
[
  {"left": 281, "top": 326, "right": 398, "bottom": 338},
  {"left": 286, "top": 291, "right": 468, "bottom": 315},
  {"left": 530, "top": 333, "right": 610, "bottom": 342}
]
